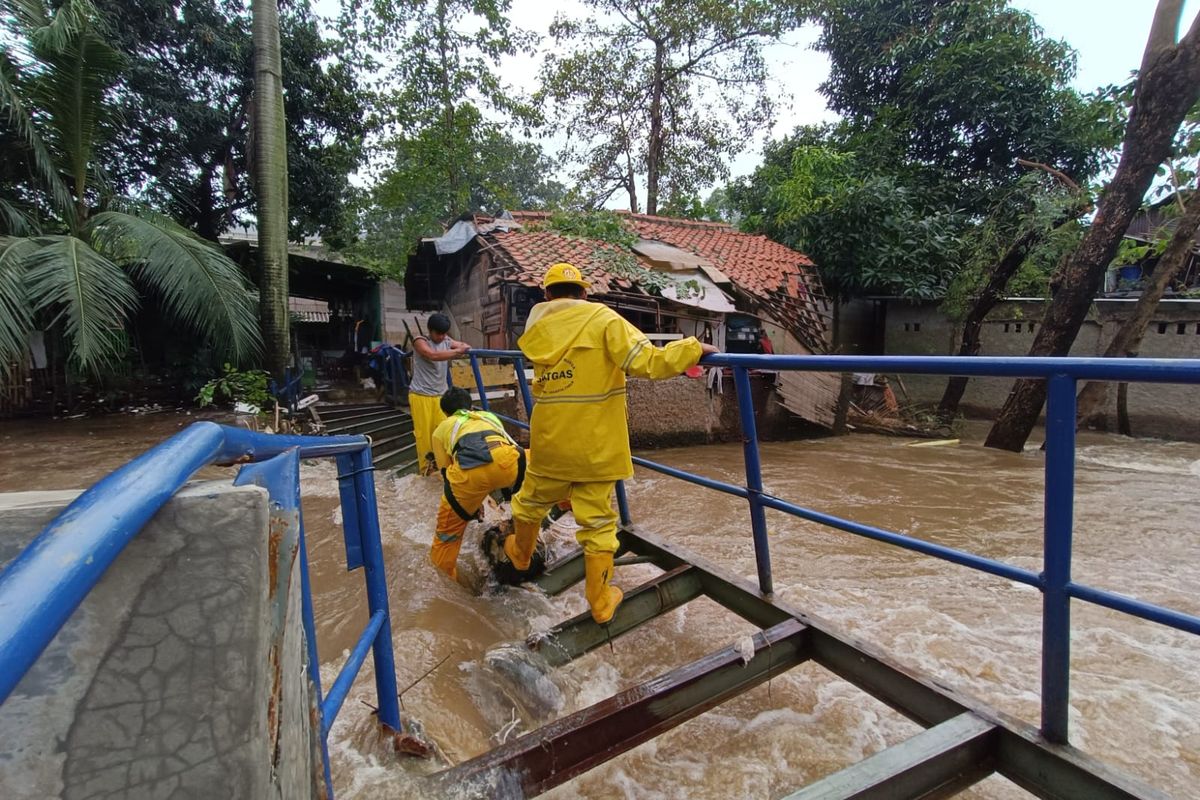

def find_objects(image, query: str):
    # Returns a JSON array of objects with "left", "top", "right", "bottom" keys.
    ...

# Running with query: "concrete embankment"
[{"left": 0, "top": 481, "right": 320, "bottom": 800}]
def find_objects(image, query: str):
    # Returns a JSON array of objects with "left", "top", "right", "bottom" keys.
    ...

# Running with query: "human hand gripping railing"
[
  {"left": 0, "top": 422, "right": 402, "bottom": 798},
  {"left": 461, "top": 348, "right": 1200, "bottom": 747}
]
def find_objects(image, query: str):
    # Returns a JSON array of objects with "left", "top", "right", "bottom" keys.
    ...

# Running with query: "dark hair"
[
  {"left": 546, "top": 283, "right": 585, "bottom": 300},
  {"left": 427, "top": 313, "right": 451, "bottom": 334},
  {"left": 440, "top": 387, "right": 472, "bottom": 415}
]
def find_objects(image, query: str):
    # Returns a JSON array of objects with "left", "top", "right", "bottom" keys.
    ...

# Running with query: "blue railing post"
[
  {"left": 615, "top": 480, "right": 632, "bottom": 527},
  {"left": 732, "top": 366, "right": 773, "bottom": 595},
  {"left": 347, "top": 447, "right": 402, "bottom": 732},
  {"left": 469, "top": 354, "right": 489, "bottom": 411},
  {"left": 1041, "top": 373, "right": 1077, "bottom": 744},
  {"left": 513, "top": 356, "right": 534, "bottom": 416}
]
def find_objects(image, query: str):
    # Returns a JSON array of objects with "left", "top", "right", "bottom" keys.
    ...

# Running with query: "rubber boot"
[
  {"left": 502, "top": 518, "right": 540, "bottom": 572},
  {"left": 583, "top": 551, "right": 623, "bottom": 625},
  {"left": 430, "top": 534, "right": 462, "bottom": 580}
]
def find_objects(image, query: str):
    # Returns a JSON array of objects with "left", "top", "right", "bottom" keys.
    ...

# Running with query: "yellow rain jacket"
[{"left": 518, "top": 299, "right": 703, "bottom": 482}]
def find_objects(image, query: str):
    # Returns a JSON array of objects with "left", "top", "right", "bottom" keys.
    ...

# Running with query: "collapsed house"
[{"left": 405, "top": 211, "right": 839, "bottom": 432}]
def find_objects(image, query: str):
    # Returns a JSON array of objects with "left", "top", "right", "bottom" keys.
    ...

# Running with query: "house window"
[
  {"left": 1178, "top": 322, "right": 1187, "bottom": 334},
  {"left": 913, "top": 322, "right": 921, "bottom": 332},
  {"left": 1028, "top": 322, "right": 1036, "bottom": 334},
  {"left": 1157, "top": 322, "right": 1168, "bottom": 334},
  {"left": 1014, "top": 322, "right": 1022, "bottom": 333},
  {"left": 903, "top": 323, "right": 910, "bottom": 331},
  {"left": 1195, "top": 323, "right": 1200, "bottom": 334},
  {"left": 1003, "top": 323, "right": 1010, "bottom": 332}
]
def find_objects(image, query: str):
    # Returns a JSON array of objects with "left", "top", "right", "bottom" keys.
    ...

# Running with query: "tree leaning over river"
[{"left": 985, "top": 0, "right": 1200, "bottom": 452}]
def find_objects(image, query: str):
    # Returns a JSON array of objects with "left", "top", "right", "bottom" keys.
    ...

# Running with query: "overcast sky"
[{"left": 317, "top": 0, "right": 1200, "bottom": 191}]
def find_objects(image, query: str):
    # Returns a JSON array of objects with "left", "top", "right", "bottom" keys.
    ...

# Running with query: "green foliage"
[
  {"left": 99, "top": 0, "right": 367, "bottom": 243},
  {"left": 729, "top": 136, "right": 968, "bottom": 300},
  {"left": 811, "top": 0, "right": 1121, "bottom": 213},
  {"left": 543, "top": 210, "right": 637, "bottom": 249},
  {"left": 0, "top": 0, "right": 261, "bottom": 376},
  {"left": 539, "top": 0, "right": 802, "bottom": 213},
  {"left": 352, "top": 120, "right": 565, "bottom": 275},
  {"left": 589, "top": 247, "right": 673, "bottom": 295},
  {"left": 196, "top": 363, "right": 271, "bottom": 409},
  {"left": 536, "top": 211, "right": 674, "bottom": 295},
  {"left": 941, "top": 174, "right": 1088, "bottom": 320},
  {"left": 338, "top": 0, "right": 551, "bottom": 271}
]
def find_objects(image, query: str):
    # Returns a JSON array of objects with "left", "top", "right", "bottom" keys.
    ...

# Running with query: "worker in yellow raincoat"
[
  {"left": 501, "top": 262, "right": 718, "bottom": 623},
  {"left": 429, "top": 387, "right": 526, "bottom": 580}
]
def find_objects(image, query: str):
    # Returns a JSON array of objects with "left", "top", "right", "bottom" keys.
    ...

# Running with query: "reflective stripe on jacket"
[{"left": 431, "top": 410, "right": 515, "bottom": 470}]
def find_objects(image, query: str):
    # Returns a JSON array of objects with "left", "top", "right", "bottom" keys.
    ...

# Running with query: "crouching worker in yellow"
[
  {"left": 430, "top": 387, "right": 525, "bottom": 580},
  {"left": 503, "top": 262, "right": 718, "bottom": 623}
]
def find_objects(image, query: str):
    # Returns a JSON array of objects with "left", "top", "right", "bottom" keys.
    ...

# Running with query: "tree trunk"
[
  {"left": 1075, "top": 189, "right": 1200, "bottom": 426},
  {"left": 252, "top": 0, "right": 290, "bottom": 378},
  {"left": 938, "top": 214, "right": 1082, "bottom": 418},
  {"left": 985, "top": 4, "right": 1200, "bottom": 451},
  {"left": 645, "top": 40, "right": 665, "bottom": 215}
]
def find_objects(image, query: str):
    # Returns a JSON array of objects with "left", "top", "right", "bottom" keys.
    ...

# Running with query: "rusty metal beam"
[
  {"left": 782, "top": 712, "right": 997, "bottom": 800},
  {"left": 527, "top": 566, "right": 703, "bottom": 668},
  {"left": 619, "top": 526, "right": 1165, "bottom": 800},
  {"left": 432, "top": 619, "right": 810, "bottom": 799},
  {"left": 532, "top": 548, "right": 585, "bottom": 596}
]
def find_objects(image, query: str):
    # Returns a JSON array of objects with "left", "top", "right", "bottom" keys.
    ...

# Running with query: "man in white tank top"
[{"left": 409, "top": 313, "right": 469, "bottom": 474}]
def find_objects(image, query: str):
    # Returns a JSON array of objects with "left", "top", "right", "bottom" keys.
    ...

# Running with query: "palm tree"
[
  {"left": 0, "top": 0, "right": 260, "bottom": 377},
  {"left": 252, "top": 0, "right": 290, "bottom": 379}
]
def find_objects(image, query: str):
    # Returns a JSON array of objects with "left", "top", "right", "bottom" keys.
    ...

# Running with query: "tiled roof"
[
  {"left": 480, "top": 210, "right": 830, "bottom": 350},
  {"left": 482, "top": 229, "right": 637, "bottom": 295}
]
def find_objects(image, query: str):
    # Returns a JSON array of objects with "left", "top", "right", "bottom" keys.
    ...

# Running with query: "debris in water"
[
  {"left": 483, "top": 643, "right": 564, "bottom": 722},
  {"left": 733, "top": 635, "right": 756, "bottom": 665}
]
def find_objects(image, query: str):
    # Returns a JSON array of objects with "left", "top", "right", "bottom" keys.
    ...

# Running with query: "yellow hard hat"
[{"left": 543, "top": 262, "right": 591, "bottom": 289}]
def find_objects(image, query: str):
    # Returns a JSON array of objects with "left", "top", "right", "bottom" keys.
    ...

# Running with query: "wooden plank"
[
  {"left": 782, "top": 712, "right": 997, "bottom": 800},
  {"left": 451, "top": 362, "right": 517, "bottom": 388},
  {"left": 431, "top": 619, "right": 810, "bottom": 799},
  {"left": 775, "top": 369, "right": 840, "bottom": 429}
]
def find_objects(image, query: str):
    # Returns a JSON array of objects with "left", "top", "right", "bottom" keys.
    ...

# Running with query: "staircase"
[{"left": 316, "top": 404, "right": 420, "bottom": 476}]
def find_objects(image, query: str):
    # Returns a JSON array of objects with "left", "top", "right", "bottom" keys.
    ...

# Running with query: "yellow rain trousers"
[
  {"left": 509, "top": 299, "right": 702, "bottom": 620},
  {"left": 430, "top": 411, "right": 523, "bottom": 579},
  {"left": 408, "top": 392, "right": 446, "bottom": 476}
]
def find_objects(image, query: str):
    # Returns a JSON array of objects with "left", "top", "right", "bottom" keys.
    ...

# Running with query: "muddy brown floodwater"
[{"left": 2, "top": 414, "right": 1197, "bottom": 798}]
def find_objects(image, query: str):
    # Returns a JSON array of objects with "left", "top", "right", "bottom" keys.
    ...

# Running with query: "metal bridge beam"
[
  {"left": 617, "top": 526, "right": 1164, "bottom": 800},
  {"left": 782, "top": 712, "right": 997, "bottom": 800},
  {"left": 434, "top": 619, "right": 810, "bottom": 799},
  {"left": 528, "top": 565, "right": 703, "bottom": 668}
]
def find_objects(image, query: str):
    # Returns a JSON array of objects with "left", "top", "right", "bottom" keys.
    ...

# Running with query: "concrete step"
[
  {"left": 328, "top": 415, "right": 413, "bottom": 438},
  {"left": 317, "top": 404, "right": 390, "bottom": 423},
  {"left": 323, "top": 408, "right": 402, "bottom": 431},
  {"left": 375, "top": 443, "right": 417, "bottom": 471}
]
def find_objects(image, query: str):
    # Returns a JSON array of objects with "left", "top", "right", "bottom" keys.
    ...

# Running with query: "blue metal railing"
[
  {"left": 272, "top": 366, "right": 303, "bottom": 413},
  {"left": 462, "top": 348, "right": 1200, "bottom": 746},
  {"left": 0, "top": 422, "right": 401, "bottom": 798},
  {"left": 372, "top": 344, "right": 410, "bottom": 406}
]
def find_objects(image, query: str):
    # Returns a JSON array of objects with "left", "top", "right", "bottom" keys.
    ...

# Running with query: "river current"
[{"left": 2, "top": 414, "right": 1197, "bottom": 798}]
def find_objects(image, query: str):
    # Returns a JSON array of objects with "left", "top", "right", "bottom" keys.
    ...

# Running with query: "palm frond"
[
  {"left": 0, "top": 235, "right": 37, "bottom": 374},
  {"left": 0, "top": 50, "right": 76, "bottom": 225},
  {"left": 1, "top": 0, "right": 98, "bottom": 49},
  {"left": 90, "top": 211, "right": 262, "bottom": 364},
  {"left": 0, "top": 0, "right": 50, "bottom": 39},
  {"left": 23, "top": 234, "right": 138, "bottom": 373},
  {"left": 33, "top": 25, "right": 123, "bottom": 216},
  {"left": 0, "top": 198, "right": 36, "bottom": 235}
]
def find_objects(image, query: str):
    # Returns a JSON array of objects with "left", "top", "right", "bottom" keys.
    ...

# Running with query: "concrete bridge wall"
[{"left": 0, "top": 481, "right": 321, "bottom": 800}]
